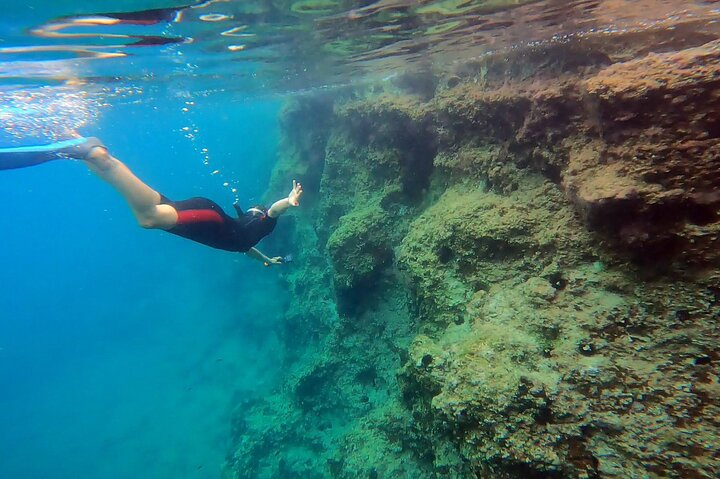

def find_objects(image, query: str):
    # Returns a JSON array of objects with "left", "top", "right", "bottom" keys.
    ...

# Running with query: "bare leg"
[{"left": 84, "top": 147, "right": 178, "bottom": 229}]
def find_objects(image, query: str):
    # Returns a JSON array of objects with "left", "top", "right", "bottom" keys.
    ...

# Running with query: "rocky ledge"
[{"left": 223, "top": 30, "right": 720, "bottom": 479}]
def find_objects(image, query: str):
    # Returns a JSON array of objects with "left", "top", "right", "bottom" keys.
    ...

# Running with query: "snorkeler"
[{"left": 0, "top": 137, "right": 302, "bottom": 266}]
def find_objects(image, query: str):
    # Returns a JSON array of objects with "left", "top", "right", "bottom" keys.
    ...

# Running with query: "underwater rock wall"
[{"left": 224, "top": 36, "right": 720, "bottom": 479}]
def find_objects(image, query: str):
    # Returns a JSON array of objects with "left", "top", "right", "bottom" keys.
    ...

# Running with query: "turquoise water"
[
  {"left": 0, "top": 92, "right": 285, "bottom": 478},
  {"left": 2, "top": 3, "right": 296, "bottom": 476}
]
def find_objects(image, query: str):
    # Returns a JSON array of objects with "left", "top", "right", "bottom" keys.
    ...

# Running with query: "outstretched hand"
[
  {"left": 264, "top": 256, "right": 284, "bottom": 267},
  {"left": 267, "top": 180, "right": 303, "bottom": 218},
  {"left": 288, "top": 180, "right": 303, "bottom": 207}
]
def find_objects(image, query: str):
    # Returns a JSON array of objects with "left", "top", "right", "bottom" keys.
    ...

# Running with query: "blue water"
[{"left": 0, "top": 94, "right": 286, "bottom": 478}]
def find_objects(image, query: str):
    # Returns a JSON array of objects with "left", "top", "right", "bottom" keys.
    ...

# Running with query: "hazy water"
[{"left": 0, "top": 94, "right": 286, "bottom": 478}]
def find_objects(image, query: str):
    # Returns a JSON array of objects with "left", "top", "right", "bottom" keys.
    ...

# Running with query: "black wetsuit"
[{"left": 159, "top": 196, "right": 277, "bottom": 252}]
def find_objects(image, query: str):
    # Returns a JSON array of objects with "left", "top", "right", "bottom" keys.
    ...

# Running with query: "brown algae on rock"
[{"left": 224, "top": 30, "right": 720, "bottom": 479}]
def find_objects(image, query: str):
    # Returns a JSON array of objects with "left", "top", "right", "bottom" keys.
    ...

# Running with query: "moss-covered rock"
[
  {"left": 226, "top": 35, "right": 720, "bottom": 479},
  {"left": 327, "top": 203, "right": 392, "bottom": 291},
  {"left": 398, "top": 180, "right": 595, "bottom": 328}
]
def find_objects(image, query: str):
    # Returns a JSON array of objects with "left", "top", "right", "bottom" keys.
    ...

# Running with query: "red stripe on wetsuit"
[{"left": 176, "top": 209, "right": 224, "bottom": 225}]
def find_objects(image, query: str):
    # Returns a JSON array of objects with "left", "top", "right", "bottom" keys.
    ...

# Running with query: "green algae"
[
  {"left": 225, "top": 41, "right": 720, "bottom": 478},
  {"left": 397, "top": 179, "right": 596, "bottom": 329},
  {"left": 424, "top": 20, "right": 462, "bottom": 35},
  {"left": 322, "top": 39, "right": 367, "bottom": 56},
  {"left": 326, "top": 203, "right": 392, "bottom": 290},
  {"left": 402, "top": 267, "right": 633, "bottom": 475},
  {"left": 416, "top": 0, "right": 540, "bottom": 16},
  {"left": 289, "top": 0, "right": 338, "bottom": 15}
]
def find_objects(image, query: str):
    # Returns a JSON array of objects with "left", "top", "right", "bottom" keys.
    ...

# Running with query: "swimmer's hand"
[
  {"left": 268, "top": 180, "right": 303, "bottom": 218},
  {"left": 288, "top": 180, "right": 303, "bottom": 207},
  {"left": 247, "top": 247, "right": 283, "bottom": 266},
  {"left": 264, "top": 256, "right": 284, "bottom": 267}
]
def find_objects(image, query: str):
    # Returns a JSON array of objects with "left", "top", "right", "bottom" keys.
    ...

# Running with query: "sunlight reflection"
[{"left": 0, "top": 85, "right": 100, "bottom": 142}]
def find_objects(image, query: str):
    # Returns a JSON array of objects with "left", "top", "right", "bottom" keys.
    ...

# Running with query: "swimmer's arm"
[
  {"left": 268, "top": 180, "right": 303, "bottom": 218},
  {"left": 246, "top": 247, "right": 282, "bottom": 266}
]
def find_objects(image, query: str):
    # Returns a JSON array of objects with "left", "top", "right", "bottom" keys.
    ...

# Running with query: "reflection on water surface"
[{"left": 1, "top": 1, "right": 718, "bottom": 95}]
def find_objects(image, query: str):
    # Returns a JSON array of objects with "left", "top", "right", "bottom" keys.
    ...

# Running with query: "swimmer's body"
[{"left": 0, "top": 137, "right": 302, "bottom": 265}]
